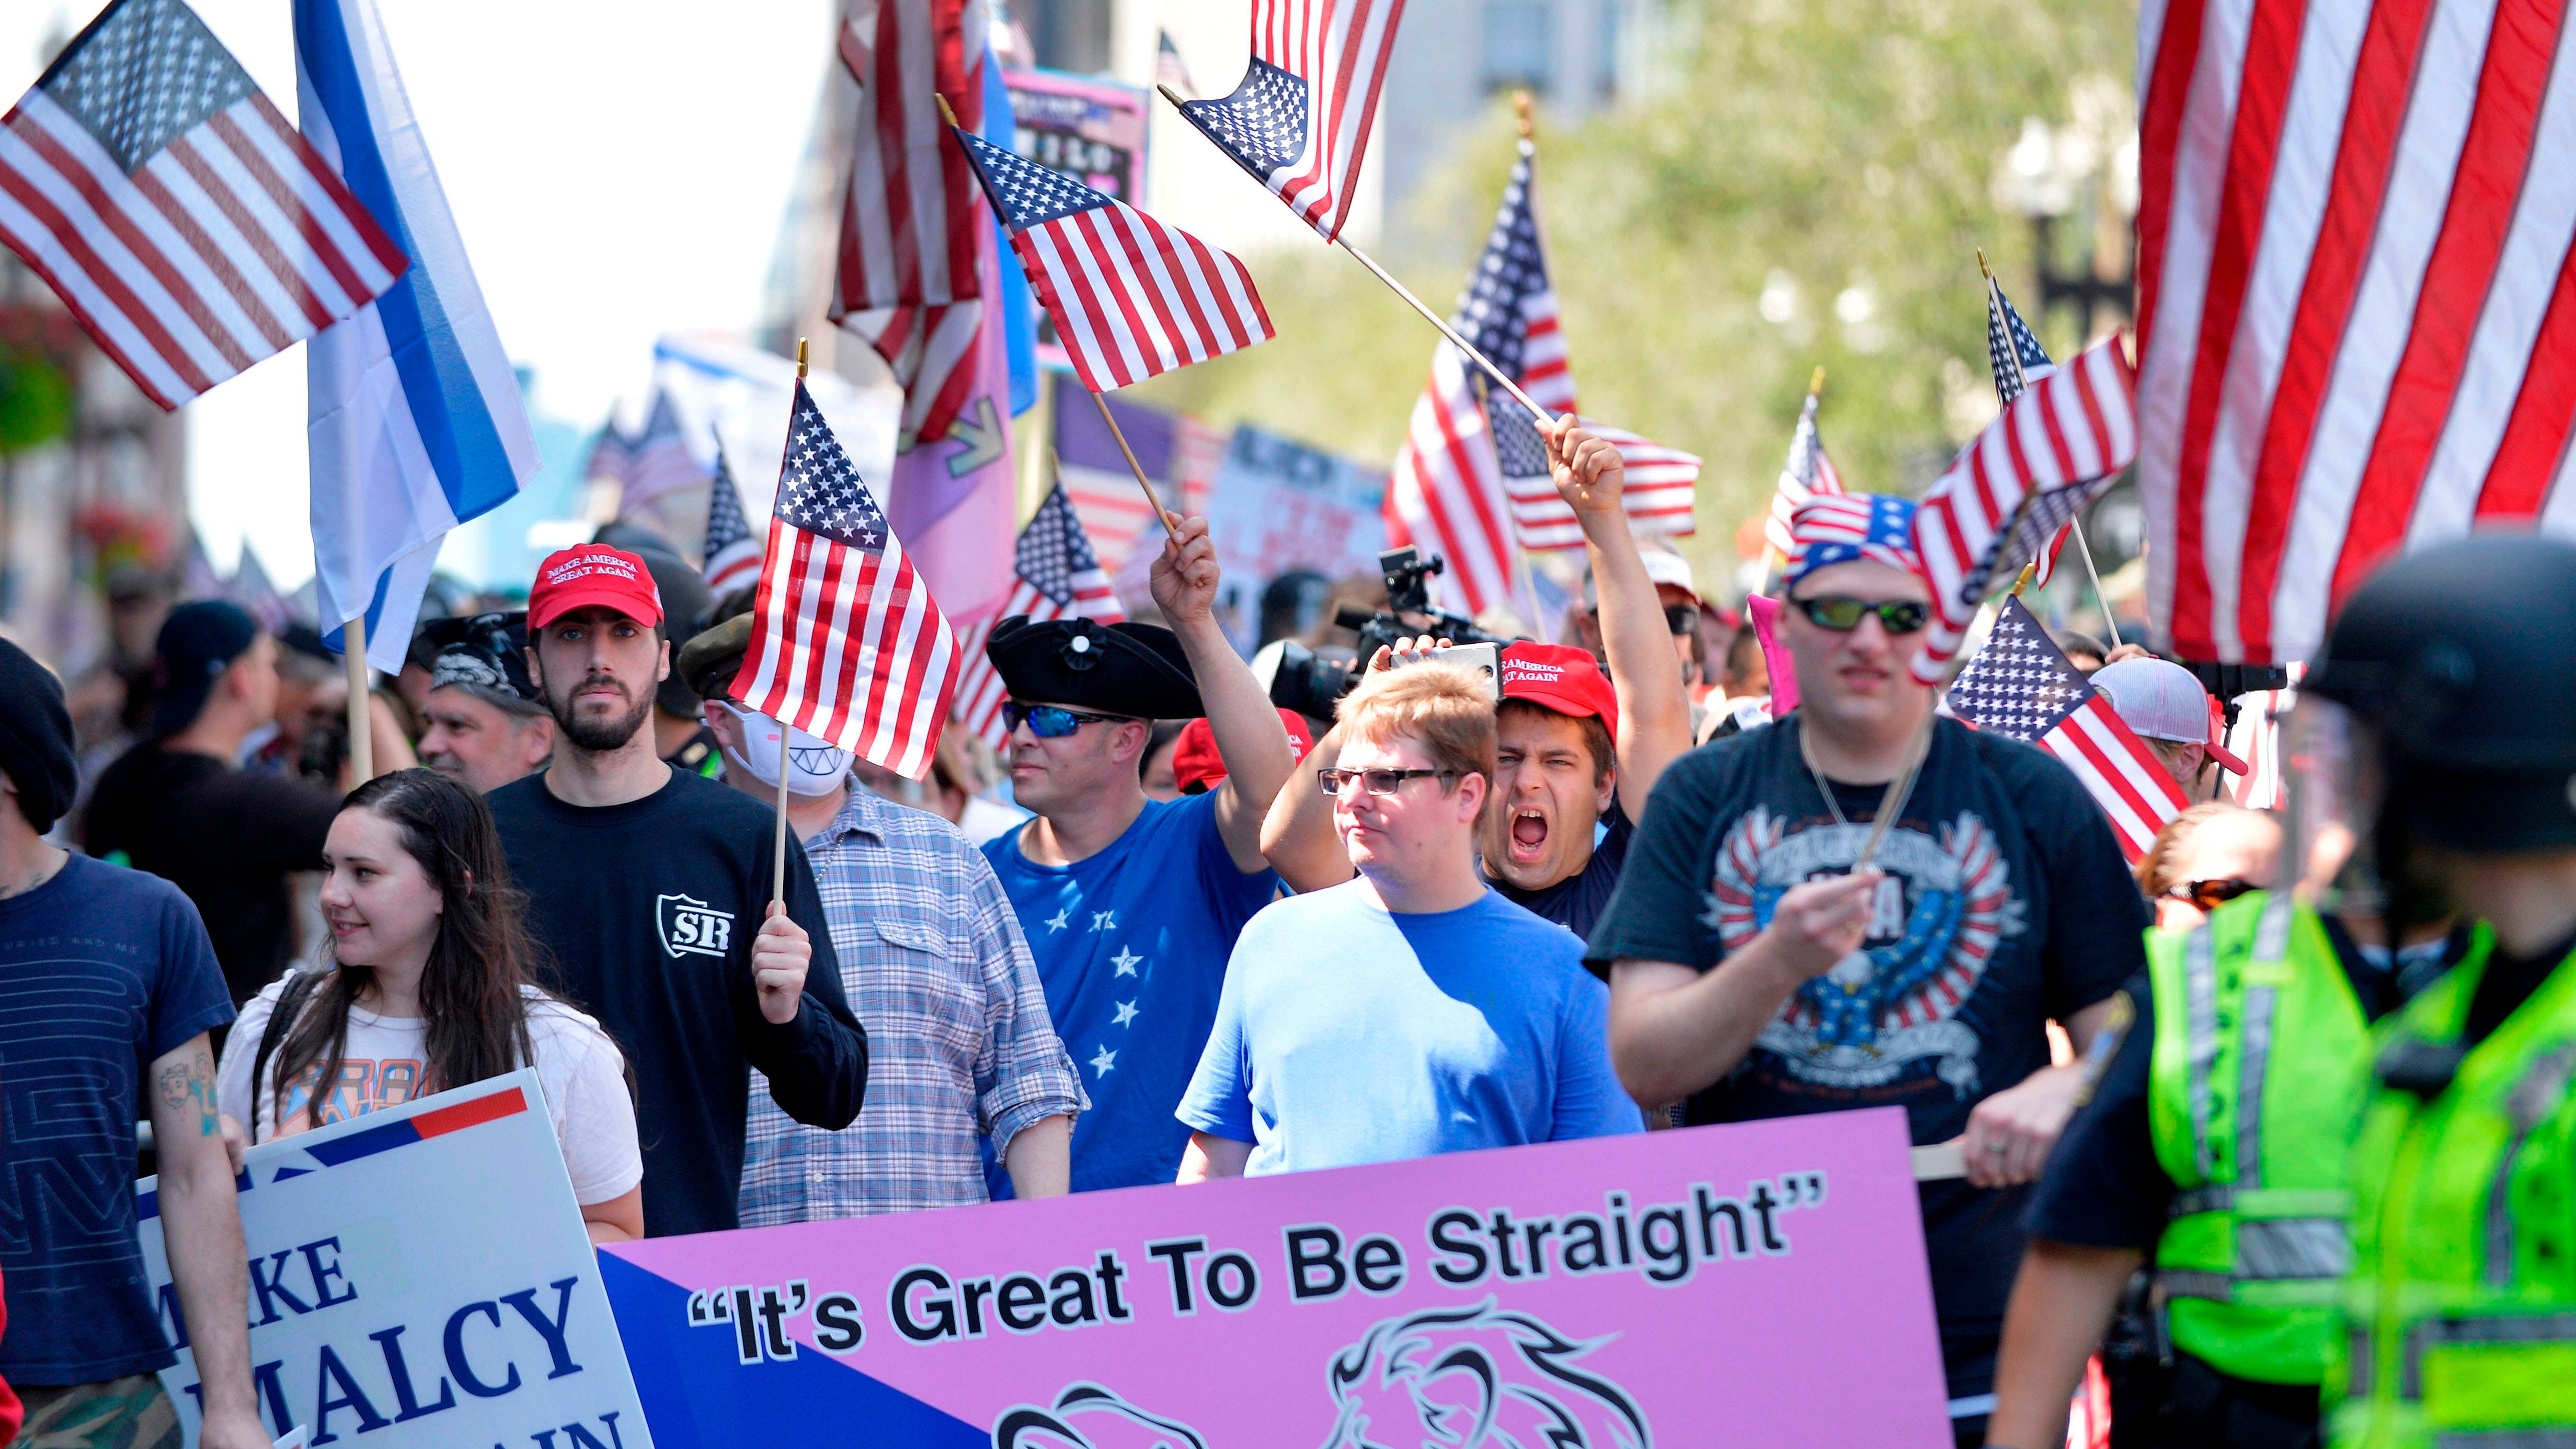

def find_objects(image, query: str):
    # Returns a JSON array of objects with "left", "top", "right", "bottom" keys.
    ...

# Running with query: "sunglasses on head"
[
  {"left": 1789, "top": 594, "right": 1931, "bottom": 635},
  {"left": 2164, "top": 877, "right": 2260, "bottom": 913},
  {"left": 1002, "top": 702, "right": 1135, "bottom": 739}
]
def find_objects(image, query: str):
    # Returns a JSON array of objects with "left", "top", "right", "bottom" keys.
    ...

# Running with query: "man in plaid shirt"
[{"left": 679, "top": 617, "right": 1084, "bottom": 1219}]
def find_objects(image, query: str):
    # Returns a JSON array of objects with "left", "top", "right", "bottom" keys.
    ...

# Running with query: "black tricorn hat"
[{"left": 987, "top": 616, "right": 1204, "bottom": 720}]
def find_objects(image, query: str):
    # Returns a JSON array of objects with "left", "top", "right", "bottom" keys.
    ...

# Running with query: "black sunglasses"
[
  {"left": 2164, "top": 877, "right": 2260, "bottom": 913},
  {"left": 1663, "top": 604, "right": 1699, "bottom": 637},
  {"left": 1002, "top": 702, "right": 1136, "bottom": 739},
  {"left": 1790, "top": 595, "right": 1931, "bottom": 636}
]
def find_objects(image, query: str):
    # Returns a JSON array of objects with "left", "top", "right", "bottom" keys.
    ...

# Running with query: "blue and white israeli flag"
[{"left": 294, "top": 0, "right": 535, "bottom": 670}]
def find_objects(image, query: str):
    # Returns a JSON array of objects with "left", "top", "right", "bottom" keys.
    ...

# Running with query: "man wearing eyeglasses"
[
  {"left": 980, "top": 513, "right": 1297, "bottom": 1195},
  {"left": 1176, "top": 662, "right": 1638, "bottom": 1181},
  {"left": 1588, "top": 493, "right": 2147, "bottom": 1445}
]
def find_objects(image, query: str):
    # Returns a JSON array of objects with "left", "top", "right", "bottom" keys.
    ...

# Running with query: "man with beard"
[
  {"left": 1261, "top": 422, "right": 1693, "bottom": 940},
  {"left": 485, "top": 545, "right": 868, "bottom": 1236},
  {"left": 415, "top": 612, "right": 555, "bottom": 795}
]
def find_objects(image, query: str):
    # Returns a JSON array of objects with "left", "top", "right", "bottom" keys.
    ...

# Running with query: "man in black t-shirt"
[
  {"left": 83, "top": 602, "right": 359, "bottom": 1004},
  {"left": 486, "top": 545, "right": 867, "bottom": 1237},
  {"left": 1263, "top": 423, "right": 1693, "bottom": 941},
  {"left": 1588, "top": 493, "right": 2144, "bottom": 1444}
]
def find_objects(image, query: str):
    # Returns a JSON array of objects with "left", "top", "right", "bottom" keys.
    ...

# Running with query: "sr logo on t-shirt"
[{"left": 658, "top": 893, "right": 734, "bottom": 959}]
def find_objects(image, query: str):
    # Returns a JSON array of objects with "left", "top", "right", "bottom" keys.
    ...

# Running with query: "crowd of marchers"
[{"left": 1, "top": 416, "right": 2541, "bottom": 1449}]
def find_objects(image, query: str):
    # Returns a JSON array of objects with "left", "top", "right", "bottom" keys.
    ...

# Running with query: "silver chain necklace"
[{"left": 1797, "top": 719, "right": 1926, "bottom": 836}]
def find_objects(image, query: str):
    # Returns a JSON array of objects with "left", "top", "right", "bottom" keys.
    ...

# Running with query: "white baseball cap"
[
  {"left": 2091, "top": 657, "right": 2251, "bottom": 774},
  {"left": 1583, "top": 550, "right": 1701, "bottom": 610}
]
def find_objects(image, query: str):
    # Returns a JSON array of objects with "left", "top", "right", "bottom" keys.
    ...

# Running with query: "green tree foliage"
[{"left": 1136, "top": 0, "right": 2133, "bottom": 578}]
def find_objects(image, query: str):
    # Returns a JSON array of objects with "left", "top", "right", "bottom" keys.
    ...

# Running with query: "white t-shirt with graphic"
[{"left": 216, "top": 977, "right": 644, "bottom": 1208}]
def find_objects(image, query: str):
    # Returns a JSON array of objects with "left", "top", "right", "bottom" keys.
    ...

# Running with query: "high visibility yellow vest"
[
  {"left": 2332, "top": 925, "right": 2576, "bottom": 1448},
  {"left": 2147, "top": 892, "right": 2372, "bottom": 1386}
]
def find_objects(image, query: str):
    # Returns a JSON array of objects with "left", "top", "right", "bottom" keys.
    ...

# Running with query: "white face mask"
[{"left": 717, "top": 702, "right": 853, "bottom": 796}]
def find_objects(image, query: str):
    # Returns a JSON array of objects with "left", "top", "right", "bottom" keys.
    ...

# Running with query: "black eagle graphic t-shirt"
[
  {"left": 1585, "top": 716, "right": 2144, "bottom": 1384},
  {"left": 488, "top": 766, "right": 866, "bottom": 1236}
]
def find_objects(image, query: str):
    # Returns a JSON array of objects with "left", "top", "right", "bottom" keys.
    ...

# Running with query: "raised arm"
[
  {"left": 148, "top": 1034, "right": 271, "bottom": 1449},
  {"left": 1152, "top": 513, "right": 1295, "bottom": 872},
  {"left": 1545, "top": 420, "right": 1694, "bottom": 821},
  {"left": 1261, "top": 717, "right": 1357, "bottom": 892}
]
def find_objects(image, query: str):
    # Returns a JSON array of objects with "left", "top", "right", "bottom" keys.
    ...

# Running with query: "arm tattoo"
[{"left": 154, "top": 1047, "right": 220, "bottom": 1136}]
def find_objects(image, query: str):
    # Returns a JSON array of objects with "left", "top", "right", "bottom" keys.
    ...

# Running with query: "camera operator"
[{"left": 1261, "top": 421, "right": 1693, "bottom": 938}]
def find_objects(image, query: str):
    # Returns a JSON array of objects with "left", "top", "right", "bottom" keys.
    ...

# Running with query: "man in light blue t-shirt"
[
  {"left": 981, "top": 513, "right": 1297, "bottom": 1194},
  {"left": 1177, "top": 660, "right": 1640, "bottom": 1180}
]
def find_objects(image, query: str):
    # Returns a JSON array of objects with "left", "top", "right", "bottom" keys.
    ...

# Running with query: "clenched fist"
[
  {"left": 1762, "top": 871, "right": 1884, "bottom": 982},
  {"left": 752, "top": 902, "right": 810, "bottom": 1025}
]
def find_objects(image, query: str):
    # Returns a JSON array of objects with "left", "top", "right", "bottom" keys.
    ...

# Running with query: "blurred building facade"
[{"left": 0, "top": 249, "right": 189, "bottom": 679}]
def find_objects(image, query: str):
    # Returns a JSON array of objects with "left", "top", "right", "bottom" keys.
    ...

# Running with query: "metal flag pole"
[
  {"left": 1981, "top": 250, "right": 2122, "bottom": 647},
  {"left": 1155, "top": 83, "right": 1561, "bottom": 429},
  {"left": 1087, "top": 389, "right": 1182, "bottom": 541},
  {"left": 342, "top": 615, "right": 372, "bottom": 783},
  {"left": 773, "top": 338, "right": 807, "bottom": 908}
]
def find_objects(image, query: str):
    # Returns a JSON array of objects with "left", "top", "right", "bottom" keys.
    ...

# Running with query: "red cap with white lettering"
[
  {"left": 528, "top": 545, "right": 664, "bottom": 630},
  {"left": 1499, "top": 641, "right": 1620, "bottom": 740}
]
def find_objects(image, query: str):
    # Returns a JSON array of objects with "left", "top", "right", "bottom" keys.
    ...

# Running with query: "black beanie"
[{"left": 0, "top": 636, "right": 77, "bottom": 833}]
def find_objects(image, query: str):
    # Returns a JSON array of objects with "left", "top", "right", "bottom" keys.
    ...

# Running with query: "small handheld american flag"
[
  {"left": 731, "top": 380, "right": 961, "bottom": 781},
  {"left": 701, "top": 443, "right": 763, "bottom": 599},
  {"left": 949, "top": 122, "right": 1272, "bottom": 395},
  {"left": 1172, "top": 0, "right": 1406, "bottom": 243},
  {"left": 1501, "top": 419, "right": 1701, "bottom": 551},
  {"left": 952, "top": 482, "right": 1127, "bottom": 747},
  {"left": 1983, "top": 271, "right": 2075, "bottom": 587},
  {"left": 1910, "top": 335, "right": 2138, "bottom": 682},
  {"left": 1764, "top": 388, "right": 1846, "bottom": 561},
  {"left": 0, "top": 0, "right": 408, "bottom": 409},
  {"left": 1948, "top": 596, "right": 2187, "bottom": 862},
  {"left": 612, "top": 391, "right": 708, "bottom": 511}
]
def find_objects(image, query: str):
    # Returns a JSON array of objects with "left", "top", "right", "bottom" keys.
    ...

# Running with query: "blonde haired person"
[
  {"left": 1175, "top": 663, "right": 1639, "bottom": 1181},
  {"left": 2134, "top": 802, "right": 2283, "bottom": 931}
]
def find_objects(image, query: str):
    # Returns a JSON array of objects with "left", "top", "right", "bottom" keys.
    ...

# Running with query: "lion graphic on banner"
[
  {"left": 1319, "top": 1298, "right": 1651, "bottom": 1448},
  {"left": 992, "top": 1382, "right": 1208, "bottom": 1448}
]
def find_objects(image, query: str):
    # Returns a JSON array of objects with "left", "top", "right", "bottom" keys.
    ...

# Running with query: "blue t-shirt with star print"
[{"left": 983, "top": 792, "right": 1279, "bottom": 1193}]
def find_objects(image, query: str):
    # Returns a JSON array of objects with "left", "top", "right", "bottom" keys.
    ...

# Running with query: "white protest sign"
[{"left": 135, "top": 1070, "right": 650, "bottom": 1449}]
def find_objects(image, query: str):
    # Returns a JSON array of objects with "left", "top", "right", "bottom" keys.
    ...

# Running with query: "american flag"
[
  {"left": 1910, "top": 335, "right": 2138, "bottom": 682},
  {"left": 1985, "top": 273, "right": 2078, "bottom": 588},
  {"left": 1764, "top": 389, "right": 1846, "bottom": 560},
  {"left": 832, "top": 0, "right": 989, "bottom": 447},
  {"left": 701, "top": 444, "right": 763, "bottom": 599},
  {"left": 1949, "top": 596, "right": 2188, "bottom": 862},
  {"left": 1386, "top": 139, "right": 1572, "bottom": 614},
  {"left": 1173, "top": 0, "right": 1407, "bottom": 243},
  {"left": 1502, "top": 418, "right": 1701, "bottom": 550},
  {"left": 1155, "top": 28, "right": 1197, "bottom": 99},
  {"left": 951, "top": 124, "right": 1272, "bottom": 395},
  {"left": 2137, "top": 0, "right": 2576, "bottom": 665},
  {"left": 0, "top": 0, "right": 406, "bottom": 410},
  {"left": 951, "top": 482, "right": 1127, "bottom": 747},
  {"left": 732, "top": 381, "right": 960, "bottom": 780},
  {"left": 606, "top": 391, "right": 707, "bottom": 511}
]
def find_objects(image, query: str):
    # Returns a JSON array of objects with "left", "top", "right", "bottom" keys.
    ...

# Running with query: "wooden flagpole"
[
  {"left": 1155, "top": 83, "right": 1561, "bottom": 428},
  {"left": 1087, "top": 389, "right": 1182, "bottom": 540},
  {"left": 343, "top": 616, "right": 372, "bottom": 783},
  {"left": 1980, "top": 250, "right": 2121, "bottom": 646},
  {"left": 772, "top": 338, "right": 807, "bottom": 907}
]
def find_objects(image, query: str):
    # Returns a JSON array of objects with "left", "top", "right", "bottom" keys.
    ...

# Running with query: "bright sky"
[{"left": 0, "top": 0, "right": 835, "bottom": 584}]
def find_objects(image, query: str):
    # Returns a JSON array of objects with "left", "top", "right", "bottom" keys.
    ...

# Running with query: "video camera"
[{"left": 1257, "top": 547, "right": 1516, "bottom": 721}]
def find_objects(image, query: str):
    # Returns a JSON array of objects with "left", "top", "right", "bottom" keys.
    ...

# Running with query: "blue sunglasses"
[{"left": 1002, "top": 702, "right": 1137, "bottom": 739}]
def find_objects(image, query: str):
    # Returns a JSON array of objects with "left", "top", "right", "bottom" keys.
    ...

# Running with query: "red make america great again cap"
[
  {"left": 529, "top": 545, "right": 665, "bottom": 630},
  {"left": 1499, "top": 642, "right": 1620, "bottom": 740}
]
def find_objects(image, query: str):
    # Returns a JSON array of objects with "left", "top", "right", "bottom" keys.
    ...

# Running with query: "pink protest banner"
[{"left": 599, "top": 1107, "right": 1948, "bottom": 1446}]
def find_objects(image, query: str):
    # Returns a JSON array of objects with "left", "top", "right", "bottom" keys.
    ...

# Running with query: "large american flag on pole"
[
  {"left": 0, "top": 0, "right": 406, "bottom": 410},
  {"left": 1385, "top": 139, "right": 1572, "bottom": 614},
  {"left": 732, "top": 381, "right": 960, "bottom": 780},
  {"left": 951, "top": 124, "right": 1272, "bottom": 394},
  {"left": 1950, "top": 596, "right": 2190, "bottom": 862},
  {"left": 1172, "top": 0, "right": 1407, "bottom": 243},
  {"left": 951, "top": 482, "right": 1127, "bottom": 747},
  {"left": 832, "top": 0, "right": 989, "bottom": 447},
  {"left": 1763, "top": 389, "right": 1847, "bottom": 560},
  {"left": 2137, "top": 0, "right": 2576, "bottom": 665},
  {"left": 1984, "top": 275, "right": 2079, "bottom": 588},
  {"left": 1910, "top": 335, "right": 2139, "bottom": 682}
]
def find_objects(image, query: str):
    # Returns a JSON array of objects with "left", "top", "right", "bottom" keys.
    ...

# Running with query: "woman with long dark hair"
[{"left": 215, "top": 768, "right": 643, "bottom": 1241}]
